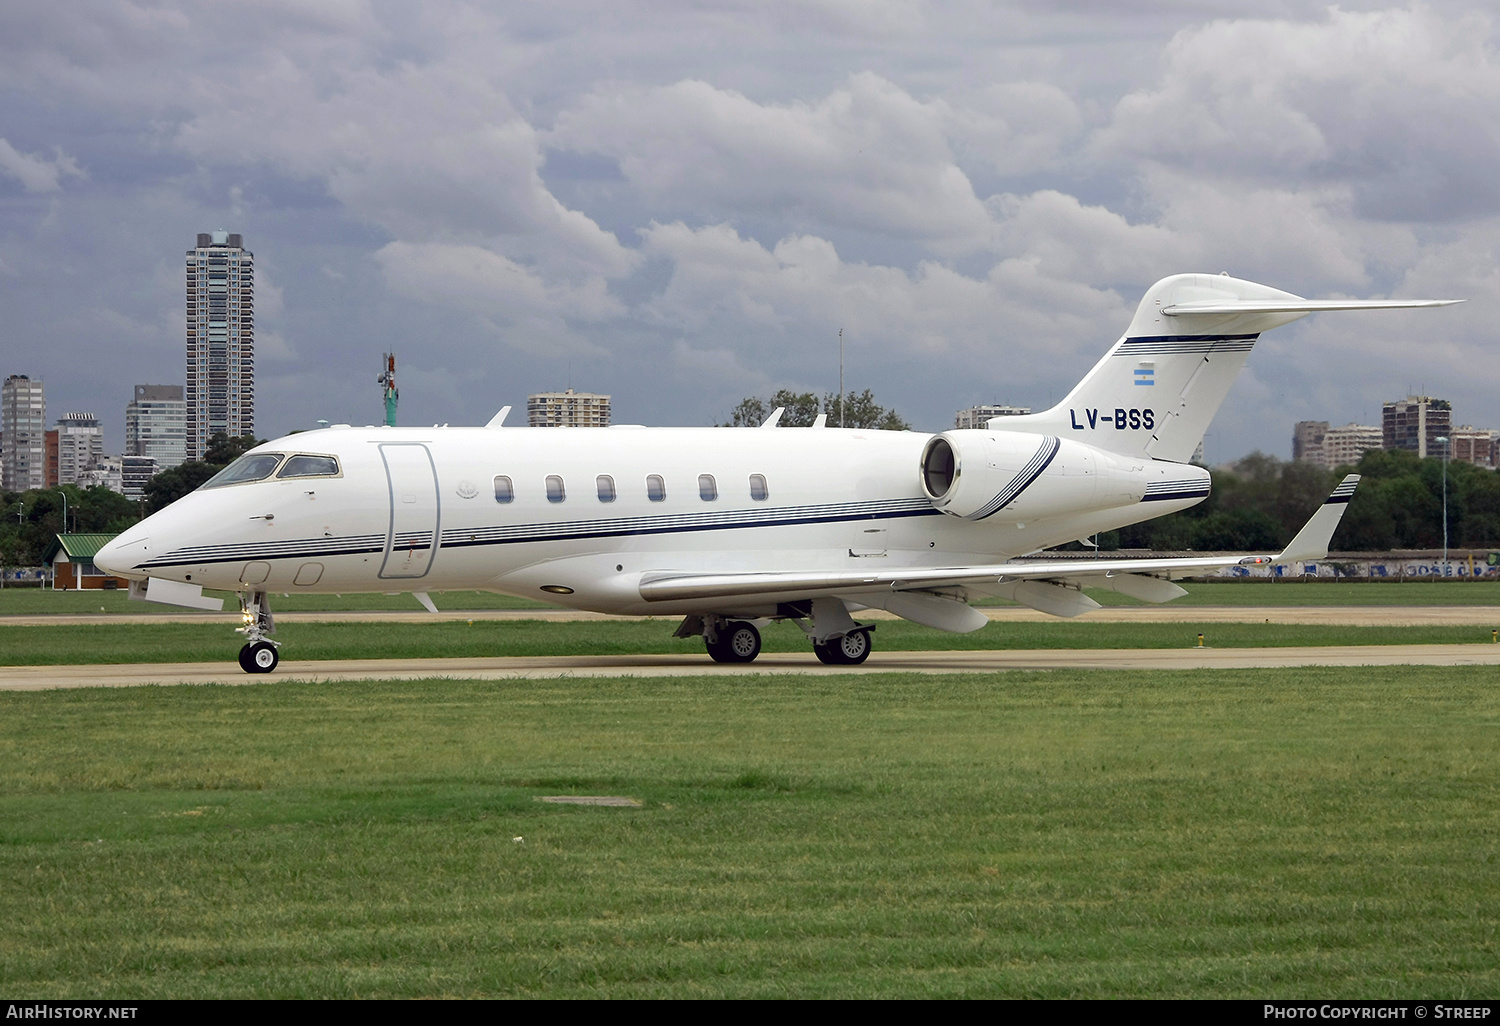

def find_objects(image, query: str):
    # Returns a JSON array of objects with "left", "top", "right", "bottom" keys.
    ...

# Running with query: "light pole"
[
  {"left": 1435, "top": 435, "right": 1450, "bottom": 575},
  {"left": 55, "top": 489, "right": 68, "bottom": 536}
]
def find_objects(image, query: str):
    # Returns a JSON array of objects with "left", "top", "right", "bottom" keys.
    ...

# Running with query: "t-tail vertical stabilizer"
[{"left": 993, "top": 274, "right": 1460, "bottom": 464}]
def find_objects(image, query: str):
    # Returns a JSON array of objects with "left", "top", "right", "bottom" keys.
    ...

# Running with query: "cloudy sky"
[{"left": 2, "top": 0, "right": 1496, "bottom": 463}]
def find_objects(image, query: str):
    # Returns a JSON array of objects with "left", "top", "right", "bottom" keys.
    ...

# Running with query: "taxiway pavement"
[{"left": 4, "top": 644, "right": 1498, "bottom": 690}]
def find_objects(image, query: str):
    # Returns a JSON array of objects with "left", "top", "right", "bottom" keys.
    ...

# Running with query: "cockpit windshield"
[
  {"left": 277, "top": 454, "right": 341, "bottom": 479},
  {"left": 200, "top": 453, "right": 285, "bottom": 489}
]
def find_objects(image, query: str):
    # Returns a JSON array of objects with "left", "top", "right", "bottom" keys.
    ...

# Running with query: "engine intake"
[{"left": 919, "top": 430, "right": 1149, "bottom": 521}]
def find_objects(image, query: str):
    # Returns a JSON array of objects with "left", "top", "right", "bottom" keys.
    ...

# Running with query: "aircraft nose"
[{"left": 95, "top": 533, "right": 149, "bottom": 579}]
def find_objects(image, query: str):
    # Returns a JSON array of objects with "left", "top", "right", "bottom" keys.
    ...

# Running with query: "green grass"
[
  {"left": 5, "top": 618, "right": 1500, "bottom": 665},
  {"left": 0, "top": 669, "right": 1496, "bottom": 997}
]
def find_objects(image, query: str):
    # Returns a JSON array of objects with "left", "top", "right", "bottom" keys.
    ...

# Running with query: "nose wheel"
[
  {"left": 238, "top": 641, "right": 280, "bottom": 673},
  {"left": 235, "top": 590, "right": 279, "bottom": 674}
]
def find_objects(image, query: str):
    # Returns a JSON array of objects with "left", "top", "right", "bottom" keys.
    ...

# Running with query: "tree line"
[
  {"left": 723, "top": 389, "right": 910, "bottom": 430},
  {"left": 1096, "top": 448, "right": 1500, "bottom": 553}
]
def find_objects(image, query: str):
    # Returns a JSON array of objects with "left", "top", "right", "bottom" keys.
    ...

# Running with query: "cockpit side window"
[
  {"left": 277, "top": 454, "right": 341, "bottom": 479},
  {"left": 200, "top": 453, "right": 285, "bottom": 489}
]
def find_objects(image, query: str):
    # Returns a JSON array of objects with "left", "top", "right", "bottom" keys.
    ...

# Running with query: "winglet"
[
  {"left": 1276, "top": 475, "right": 1360, "bottom": 564},
  {"left": 761, "top": 407, "right": 784, "bottom": 428},
  {"left": 485, "top": 406, "right": 512, "bottom": 429}
]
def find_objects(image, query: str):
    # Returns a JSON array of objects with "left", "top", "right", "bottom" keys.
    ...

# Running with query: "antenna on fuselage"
[{"left": 378, "top": 353, "right": 398, "bottom": 427}]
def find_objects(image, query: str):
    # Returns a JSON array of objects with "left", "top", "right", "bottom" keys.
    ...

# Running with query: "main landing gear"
[
  {"left": 704, "top": 619, "right": 763, "bottom": 663},
  {"left": 680, "top": 600, "right": 875, "bottom": 666},
  {"left": 813, "top": 629, "right": 872, "bottom": 665},
  {"left": 236, "top": 589, "right": 279, "bottom": 674}
]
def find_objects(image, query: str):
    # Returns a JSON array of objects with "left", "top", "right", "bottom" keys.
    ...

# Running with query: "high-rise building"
[
  {"left": 1, "top": 374, "right": 46, "bottom": 491},
  {"left": 1321, "top": 423, "right": 1383, "bottom": 469},
  {"left": 528, "top": 389, "right": 611, "bottom": 427},
  {"left": 126, "top": 384, "right": 187, "bottom": 470},
  {"left": 1383, "top": 396, "right": 1450, "bottom": 458},
  {"left": 44, "top": 429, "right": 59, "bottom": 487},
  {"left": 55, "top": 413, "right": 104, "bottom": 485},
  {"left": 186, "top": 230, "right": 254, "bottom": 459},
  {"left": 120, "top": 455, "right": 158, "bottom": 500},
  {"left": 1292, "top": 421, "right": 1328, "bottom": 463},
  {"left": 955, "top": 404, "right": 1031, "bottom": 429},
  {"left": 1449, "top": 427, "right": 1499, "bottom": 469}
]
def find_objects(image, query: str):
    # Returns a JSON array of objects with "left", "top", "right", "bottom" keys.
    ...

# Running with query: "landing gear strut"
[{"left": 236, "top": 590, "right": 279, "bottom": 674}]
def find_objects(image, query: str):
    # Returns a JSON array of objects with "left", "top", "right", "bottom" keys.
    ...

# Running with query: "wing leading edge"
[{"left": 638, "top": 475, "right": 1360, "bottom": 621}]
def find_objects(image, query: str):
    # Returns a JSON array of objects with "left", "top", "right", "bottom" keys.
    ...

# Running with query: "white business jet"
[{"left": 95, "top": 273, "right": 1458, "bottom": 673}]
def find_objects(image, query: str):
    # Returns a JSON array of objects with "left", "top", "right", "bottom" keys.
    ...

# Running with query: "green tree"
[
  {"left": 822, "top": 389, "right": 911, "bottom": 430},
  {"left": 723, "top": 389, "right": 907, "bottom": 429},
  {"left": 143, "top": 462, "right": 218, "bottom": 514}
]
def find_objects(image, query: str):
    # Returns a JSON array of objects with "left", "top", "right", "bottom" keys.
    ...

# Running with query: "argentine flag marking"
[{"left": 1134, "top": 366, "right": 1155, "bottom": 386}]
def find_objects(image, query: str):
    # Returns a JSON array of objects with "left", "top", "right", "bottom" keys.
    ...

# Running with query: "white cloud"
[
  {"left": 0, "top": 139, "right": 85, "bottom": 192},
  {"left": 552, "top": 73, "right": 997, "bottom": 250},
  {"left": 1095, "top": 6, "right": 1500, "bottom": 220}
]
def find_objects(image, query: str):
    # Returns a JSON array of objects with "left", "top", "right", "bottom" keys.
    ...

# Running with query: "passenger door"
[{"left": 379, "top": 443, "right": 440, "bottom": 579}]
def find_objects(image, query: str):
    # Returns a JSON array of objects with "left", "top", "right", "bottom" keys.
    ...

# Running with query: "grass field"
[
  {"left": 5, "top": 617, "right": 1500, "bottom": 665},
  {"left": 2, "top": 580, "right": 1498, "bottom": 617},
  {"left": 1, "top": 668, "right": 1496, "bottom": 998}
]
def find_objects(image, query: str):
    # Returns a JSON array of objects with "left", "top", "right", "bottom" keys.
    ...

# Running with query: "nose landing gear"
[{"left": 236, "top": 590, "right": 279, "bottom": 674}]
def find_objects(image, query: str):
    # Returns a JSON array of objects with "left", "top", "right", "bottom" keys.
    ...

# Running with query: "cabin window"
[
  {"left": 646, "top": 474, "right": 666, "bottom": 502},
  {"left": 596, "top": 475, "right": 616, "bottom": 502},
  {"left": 749, "top": 474, "right": 769, "bottom": 501},
  {"left": 494, "top": 475, "right": 514, "bottom": 503},
  {"left": 699, "top": 474, "right": 718, "bottom": 501},
  {"left": 277, "top": 454, "right": 340, "bottom": 479},
  {"left": 546, "top": 475, "right": 566, "bottom": 503},
  {"left": 200, "top": 453, "right": 284, "bottom": 489}
]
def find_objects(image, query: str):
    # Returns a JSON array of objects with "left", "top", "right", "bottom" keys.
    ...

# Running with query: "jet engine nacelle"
[{"left": 919, "top": 430, "right": 1146, "bottom": 521}]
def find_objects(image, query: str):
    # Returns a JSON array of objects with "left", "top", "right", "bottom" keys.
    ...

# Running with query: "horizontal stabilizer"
[
  {"left": 1277, "top": 474, "right": 1360, "bottom": 564},
  {"left": 1164, "top": 299, "right": 1461, "bottom": 316}
]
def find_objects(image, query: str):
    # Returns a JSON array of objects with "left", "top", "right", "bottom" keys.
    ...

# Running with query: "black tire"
[
  {"left": 242, "top": 641, "right": 279, "bottom": 674},
  {"left": 814, "top": 629, "right": 872, "bottom": 666},
  {"left": 705, "top": 620, "right": 761, "bottom": 663}
]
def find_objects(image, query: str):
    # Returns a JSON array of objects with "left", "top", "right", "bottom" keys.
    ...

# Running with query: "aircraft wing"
[{"left": 639, "top": 475, "right": 1360, "bottom": 617}]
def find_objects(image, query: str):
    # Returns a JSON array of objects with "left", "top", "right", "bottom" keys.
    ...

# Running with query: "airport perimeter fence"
[
  {"left": 0, "top": 567, "right": 51, "bottom": 588},
  {"left": 1021, "top": 551, "right": 1500, "bottom": 581}
]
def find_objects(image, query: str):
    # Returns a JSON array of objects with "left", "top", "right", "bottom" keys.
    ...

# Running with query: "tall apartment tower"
[
  {"left": 1292, "top": 421, "right": 1329, "bottom": 463},
  {"left": 527, "top": 389, "right": 611, "bottom": 427},
  {"left": 55, "top": 413, "right": 104, "bottom": 484},
  {"left": 186, "top": 230, "right": 254, "bottom": 460},
  {"left": 955, "top": 404, "right": 1031, "bottom": 429},
  {"left": 1382, "top": 396, "right": 1451, "bottom": 458},
  {"left": 1, "top": 374, "right": 46, "bottom": 491},
  {"left": 126, "top": 384, "right": 187, "bottom": 469}
]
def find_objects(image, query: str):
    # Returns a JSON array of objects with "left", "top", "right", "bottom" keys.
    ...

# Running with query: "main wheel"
[
  {"left": 813, "top": 629, "right": 872, "bottom": 666},
  {"left": 239, "top": 641, "right": 279, "bottom": 674},
  {"left": 705, "top": 620, "right": 762, "bottom": 663}
]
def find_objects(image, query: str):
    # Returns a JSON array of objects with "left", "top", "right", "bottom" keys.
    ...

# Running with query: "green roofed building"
[{"left": 42, "top": 534, "right": 130, "bottom": 591}]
